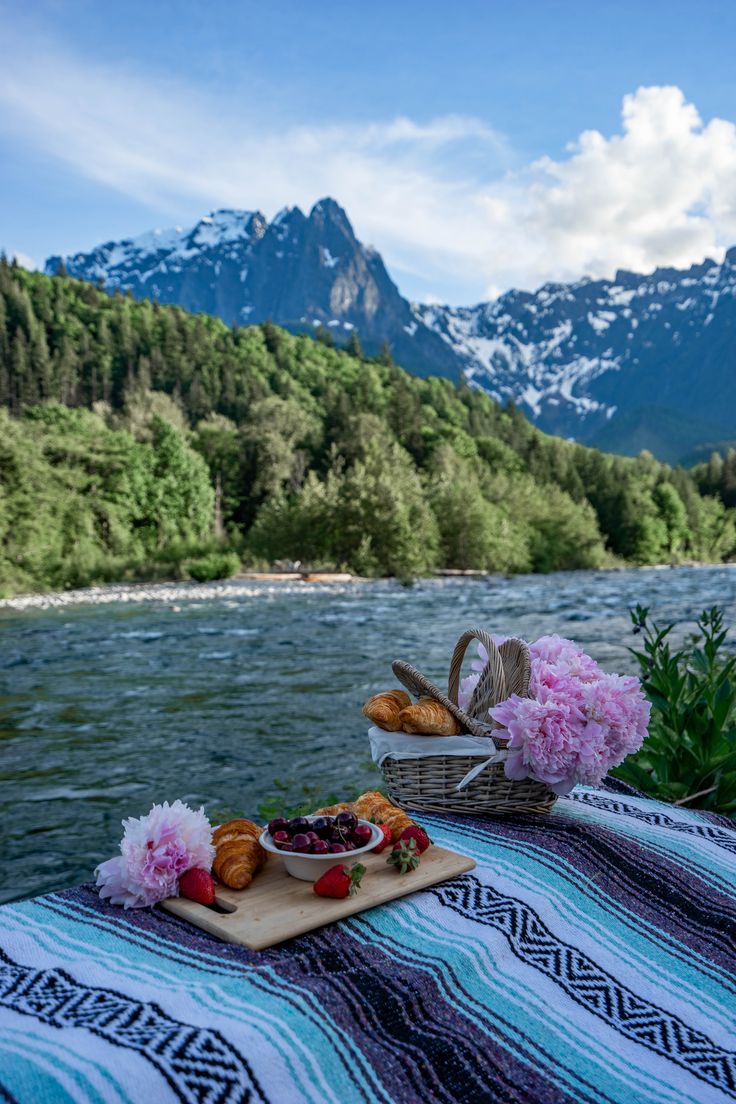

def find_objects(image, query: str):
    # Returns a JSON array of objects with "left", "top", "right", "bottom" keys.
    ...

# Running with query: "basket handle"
[{"left": 447, "top": 628, "right": 507, "bottom": 715}]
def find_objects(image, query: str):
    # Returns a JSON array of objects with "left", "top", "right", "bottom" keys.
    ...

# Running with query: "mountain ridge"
[
  {"left": 416, "top": 246, "right": 736, "bottom": 460},
  {"left": 46, "top": 198, "right": 462, "bottom": 384},
  {"left": 45, "top": 200, "right": 736, "bottom": 463}
]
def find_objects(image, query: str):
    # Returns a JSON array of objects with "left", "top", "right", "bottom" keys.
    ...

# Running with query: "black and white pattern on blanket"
[{"left": 0, "top": 947, "right": 265, "bottom": 1104}]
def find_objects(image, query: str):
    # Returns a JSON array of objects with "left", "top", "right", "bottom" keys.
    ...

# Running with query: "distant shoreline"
[
  {"left": 0, "top": 573, "right": 368, "bottom": 612},
  {"left": 1, "top": 562, "right": 734, "bottom": 613},
  {"left": 236, "top": 571, "right": 359, "bottom": 583}
]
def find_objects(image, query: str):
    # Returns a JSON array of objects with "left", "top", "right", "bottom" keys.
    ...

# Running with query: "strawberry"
[
  {"left": 371, "top": 824, "right": 392, "bottom": 853},
  {"left": 313, "top": 862, "right": 366, "bottom": 899},
  {"left": 387, "top": 837, "right": 421, "bottom": 874},
  {"left": 399, "top": 825, "right": 431, "bottom": 854},
  {"left": 179, "top": 868, "right": 216, "bottom": 905}
]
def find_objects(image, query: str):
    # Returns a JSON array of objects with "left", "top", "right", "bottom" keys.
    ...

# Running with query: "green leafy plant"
[
  {"left": 613, "top": 604, "right": 736, "bottom": 816},
  {"left": 184, "top": 550, "right": 241, "bottom": 582},
  {"left": 255, "top": 780, "right": 344, "bottom": 823}
]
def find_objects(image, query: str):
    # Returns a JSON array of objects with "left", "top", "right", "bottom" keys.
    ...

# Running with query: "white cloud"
[
  {"left": 494, "top": 86, "right": 736, "bottom": 293},
  {"left": 10, "top": 251, "right": 38, "bottom": 270},
  {"left": 1, "top": 37, "right": 735, "bottom": 303}
]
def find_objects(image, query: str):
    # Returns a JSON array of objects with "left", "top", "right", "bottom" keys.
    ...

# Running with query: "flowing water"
[{"left": 2, "top": 565, "right": 736, "bottom": 905}]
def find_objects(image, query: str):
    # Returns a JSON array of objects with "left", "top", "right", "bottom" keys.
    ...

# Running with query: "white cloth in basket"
[{"left": 368, "top": 726, "right": 507, "bottom": 791}]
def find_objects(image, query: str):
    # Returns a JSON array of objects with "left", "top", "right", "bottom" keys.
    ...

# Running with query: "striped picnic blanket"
[{"left": 0, "top": 781, "right": 734, "bottom": 1104}]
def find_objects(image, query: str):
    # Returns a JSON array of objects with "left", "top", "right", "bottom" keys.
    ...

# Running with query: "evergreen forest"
[{"left": 1, "top": 258, "right": 735, "bottom": 594}]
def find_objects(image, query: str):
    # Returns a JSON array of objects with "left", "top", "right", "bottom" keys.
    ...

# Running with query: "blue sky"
[{"left": 1, "top": 0, "right": 736, "bottom": 303}]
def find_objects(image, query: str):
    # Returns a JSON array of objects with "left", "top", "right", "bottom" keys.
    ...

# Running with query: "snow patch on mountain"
[
  {"left": 45, "top": 199, "right": 736, "bottom": 458},
  {"left": 414, "top": 247, "right": 736, "bottom": 441}
]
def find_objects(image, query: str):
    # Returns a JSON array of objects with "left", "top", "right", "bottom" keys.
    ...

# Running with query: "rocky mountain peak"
[
  {"left": 309, "top": 197, "right": 354, "bottom": 237},
  {"left": 44, "top": 199, "right": 736, "bottom": 461},
  {"left": 45, "top": 198, "right": 460, "bottom": 381}
]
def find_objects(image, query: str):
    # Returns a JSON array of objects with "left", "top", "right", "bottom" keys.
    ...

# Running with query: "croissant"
[
  {"left": 213, "top": 818, "right": 263, "bottom": 848},
  {"left": 399, "top": 697, "right": 461, "bottom": 736},
  {"left": 309, "top": 791, "right": 417, "bottom": 843},
  {"left": 212, "top": 818, "right": 267, "bottom": 890},
  {"left": 362, "top": 689, "right": 411, "bottom": 731},
  {"left": 352, "top": 791, "right": 416, "bottom": 842},
  {"left": 351, "top": 790, "right": 394, "bottom": 820}
]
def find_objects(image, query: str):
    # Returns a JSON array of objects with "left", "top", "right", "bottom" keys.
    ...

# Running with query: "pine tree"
[
  {"left": 722, "top": 449, "right": 736, "bottom": 508},
  {"left": 346, "top": 330, "right": 363, "bottom": 358},
  {"left": 706, "top": 451, "right": 724, "bottom": 492},
  {"left": 30, "top": 328, "right": 51, "bottom": 400},
  {"left": 261, "top": 320, "right": 281, "bottom": 356},
  {"left": 10, "top": 330, "right": 30, "bottom": 412}
]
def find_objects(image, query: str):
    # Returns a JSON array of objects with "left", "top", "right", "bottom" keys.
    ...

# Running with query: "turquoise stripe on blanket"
[
  {"left": 423, "top": 813, "right": 735, "bottom": 1024},
  {"left": 0, "top": 782, "right": 734, "bottom": 1104}
]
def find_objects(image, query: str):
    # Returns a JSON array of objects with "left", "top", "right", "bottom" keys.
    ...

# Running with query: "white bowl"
[{"left": 259, "top": 818, "right": 383, "bottom": 881}]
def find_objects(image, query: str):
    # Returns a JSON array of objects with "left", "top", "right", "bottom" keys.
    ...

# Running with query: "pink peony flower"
[
  {"left": 491, "top": 684, "right": 596, "bottom": 794},
  {"left": 95, "top": 799, "right": 215, "bottom": 909},
  {"left": 529, "top": 634, "right": 581, "bottom": 665},
  {"left": 483, "top": 633, "right": 649, "bottom": 793},
  {"left": 458, "top": 672, "right": 481, "bottom": 711},
  {"left": 529, "top": 635, "right": 603, "bottom": 689},
  {"left": 582, "top": 674, "right": 650, "bottom": 768}
]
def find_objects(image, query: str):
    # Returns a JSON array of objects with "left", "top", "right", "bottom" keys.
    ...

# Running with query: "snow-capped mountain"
[
  {"left": 415, "top": 251, "right": 736, "bottom": 459},
  {"left": 46, "top": 199, "right": 736, "bottom": 461},
  {"left": 46, "top": 198, "right": 460, "bottom": 384}
]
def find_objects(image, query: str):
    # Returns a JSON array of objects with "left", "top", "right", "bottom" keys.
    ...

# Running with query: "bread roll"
[
  {"left": 212, "top": 818, "right": 267, "bottom": 890},
  {"left": 398, "top": 697, "right": 461, "bottom": 736},
  {"left": 362, "top": 689, "right": 412, "bottom": 731},
  {"left": 352, "top": 791, "right": 416, "bottom": 842}
]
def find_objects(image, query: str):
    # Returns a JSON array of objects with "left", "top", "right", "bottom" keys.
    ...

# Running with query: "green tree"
[
  {"left": 653, "top": 482, "right": 689, "bottom": 559},
  {"left": 0, "top": 405, "right": 214, "bottom": 593},
  {"left": 193, "top": 414, "right": 241, "bottom": 535},
  {"left": 333, "top": 440, "right": 439, "bottom": 577},
  {"left": 146, "top": 417, "right": 214, "bottom": 546},
  {"left": 427, "top": 446, "right": 525, "bottom": 572},
  {"left": 345, "top": 330, "right": 364, "bottom": 358},
  {"left": 240, "top": 395, "right": 321, "bottom": 503}
]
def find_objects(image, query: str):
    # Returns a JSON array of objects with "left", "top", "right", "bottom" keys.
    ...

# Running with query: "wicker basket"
[{"left": 379, "top": 627, "right": 557, "bottom": 816}]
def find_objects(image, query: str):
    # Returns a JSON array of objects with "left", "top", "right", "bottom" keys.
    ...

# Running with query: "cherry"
[
  {"left": 335, "top": 811, "right": 357, "bottom": 833},
  {"left": 292, "top": 833, "right": 311, "bottom": 852},
  {"left": 311, "top": 839, "right": 330, "bottom": 854},
  {"left": 330, "top": 843, "right": 347, "bottom": 853},
  {"left": 311, "top": 817, "right": 333, "bottom": 838},
  {"left": 272, "top": 830, "right": 290, "bottom": 846},
  {"left": 352, "top": 824, "right": 373, "bottom": 847},
  {"left": 288, "top": 816, "right": 310, "bottom": 835},
  {"left": 268, "top": 817, "right": 289, "bottom": 836}
]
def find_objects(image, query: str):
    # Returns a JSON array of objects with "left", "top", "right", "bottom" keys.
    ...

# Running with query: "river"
[{"left": 2, "top": 565, "right": 736, "bottom": 904}]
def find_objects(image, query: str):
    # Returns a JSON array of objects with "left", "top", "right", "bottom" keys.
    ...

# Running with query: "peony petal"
[
  {"left": 504, "top": 751, "right": 529, "bottom": 781},
  {"left": 95, "top": 856, "right": 150, "bottom": 909},
  {"left": 549, "top": 777, "right": 578, "bottom": 796}
]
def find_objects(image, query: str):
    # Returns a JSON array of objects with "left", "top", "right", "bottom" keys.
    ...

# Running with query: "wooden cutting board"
[{"left": 161, "top": 844, "right": 475, "bottom": 950}]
